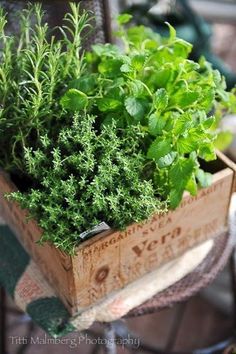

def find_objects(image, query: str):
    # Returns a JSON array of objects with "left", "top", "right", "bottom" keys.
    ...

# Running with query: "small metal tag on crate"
[{"left": 79, "top": 222, "right": 111, "bottom": 241}]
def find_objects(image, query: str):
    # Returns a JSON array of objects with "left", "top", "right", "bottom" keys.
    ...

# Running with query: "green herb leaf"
[
  {"left": 117, "top": 13, "right": 133, "bottom": 25},
  {"left": 199, "top": 143, "right": 216, "bottom": 161},
  {"left": 60, "top": 89, "right": 88, "bottom": 111},
  {"left": 196, "top": 169, "right": 212, "bottom": 188},
  {"left": 169, "top": 158, "right": 196, "bottom": 208},
  {"left": 158, "top": 152, "right": 177, "bottom": 168},
  {"left": 125, "top": 97, "right": 145, "bottom": 120},
  {"left": 148, "top": 113, "right": 166, "bottom": 136},
  {"left": 68, "top": 76, "right": 96, "bottom": 94},
  {"left": 153, "top": 88, "right": 168, "bottom": 112},
  {"left": 147, "top": 138, "right": 172, "bottom": 161},
  {"left": 186, "top": 176, "right": 198, "bottom": 196},
  {"left": 97, "top": 98, "right": 122, "bottom": 112}
]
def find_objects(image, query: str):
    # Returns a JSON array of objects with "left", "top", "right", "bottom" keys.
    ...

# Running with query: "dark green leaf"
[
  {"left": 97, "top": 98, "right": 122, "bottom": 112},
  {"left": 169, "top": 158, "right": 195, "bottom": 208},
  {"left": 148, "top": 113, "right": 166, "bottom": 136},
  {"left": 98, "top": 59, "right": 122, "bottom": 77},
  {"left": 68, "top": 75, "right": 96, "bottom": 94}
]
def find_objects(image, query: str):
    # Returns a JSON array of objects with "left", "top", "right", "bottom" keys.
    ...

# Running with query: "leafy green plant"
[
  {"left": 1, "top": 6, "right": 235, "bottom": 253},
  {"left": 0, "top": 3, "right": 90, "bottom": 174},
  {"left": 10, "top": 115, "right": 165, "bottom": 253},
  {"left": 61, "top": 15, "right": 236, "bottom": 208}
]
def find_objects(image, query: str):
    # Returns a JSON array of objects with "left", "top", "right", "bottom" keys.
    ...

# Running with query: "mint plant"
[
  {"left": 1, "top": 6, "right": 235, "bottom": 253},
  {"left": 61, "top": 14, "right": 236, "bottom": 208}
]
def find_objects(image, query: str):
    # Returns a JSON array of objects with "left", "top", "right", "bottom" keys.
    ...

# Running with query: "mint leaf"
[
  {"left": 148, "top": 113, "right": 166, "bottom": 136},
  {"left": 129, "top": 80, "right": 144, "bottom": 96},
  {"left": 186, "top": 176, "right": 198, "bottom": 196},
  {"left": 158, "top": 152, "right": 177, "bottom": 168},
  {"left": 166, "top": 22, "right": 176, "bottom": 41},
  {"left": 173, "top": 113, "right": 193, "bottom": 135},
  {"left": 177, "top": 135, "right": 199, "bottom": 154},
  {"left": 147, "top": 138, "right": 172, "bottom": 161},
  {"left": 202, "top": 116, "right": 215, "bottom": 129},
  {"left": 174, "top": 91, "right": 199, "bottom": 108},
  {"left": 153, "top": 88, "right": 168, "bottom": 111},
  {"left": 68, "top": 75, "right": 96, "bottom": 94},
  {"left": 151, "top": 69, "right": 171, "bottom": 88},
  {"left": 97, "top": 98, "right": 122, "bottom": 112},
  {"left": 98, "top": 59, "right": 122, "bottom": 77},
  {"left": 169, "top": 158, "right": 195, "bottom": 208},
  {"left": 196, "top": 169, "right": 212, "bottom": 188},
  {"left": 199, "top": 143, "right": 216, "bottom": 161},
  {"left": 125, "top": 97, "right": 145, "bottom": 120},
  {"left": 60, "top": 89, "right": 88, "bottom": 111},
  {"left": 131, "top": 55, "right": 146, "bottom": 70},
  {"left": 117, "top": 13, "right": 133, "bottom": 25},
  {"left": 120, "top": 64, "right": 132, "bottom": 73}
]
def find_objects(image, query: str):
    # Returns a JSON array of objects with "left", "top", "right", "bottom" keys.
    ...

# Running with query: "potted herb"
[{"left": 0, "top": 5, "right": 235, "bottom": 314}]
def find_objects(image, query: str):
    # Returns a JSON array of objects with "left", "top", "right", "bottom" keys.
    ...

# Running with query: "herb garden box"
[{"left": 0, "top": 151, "right": 235, "bottom": 315}]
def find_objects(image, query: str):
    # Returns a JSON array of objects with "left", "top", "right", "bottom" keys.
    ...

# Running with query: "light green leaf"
[
  {"left": 60, "top": 89, "right": 88, "bottom": 112},
  {"left": 196, "top": 169, "right": 212, "bottom": 188},
  {"left": 147, "top": 138, "right": 172, "bottom": 161},
  {"left": 117, "top": 13, "right": 133, "bottom": 25},
  {"left": 131, "top": 55, "right": 146, "bottom": 71},
  {"left": 120, "top": 64, "right": 132, "bottom": 73},
  {"left": 158, "top": 152, "right": 177, "bottom": 168},
  {"left": 125, "top": 97, "right": 144, "bottom": 120},
  {"left": 174, "top": 90, "right": 199, "bottom": 108},
  {"left": 153, "top": 88, "right": 168, "bottom": 112},
  {"left": 173, "top": 113, "right": 193, "bottom": 135},
  {"left": 186, "top": 176, "right": 198, "bottom": 196},
  {"left": 199, "top": 143, "right": 216, "bottom": 161},
  {"left": 177, "top": 136, "right": 199, "bottom": 154},
  {"left": 202, "top": 116, "right": 215, "bottom": 130},
  {"left": 129, "top": 80, "right": 144, "bottom": 96},
  {"left": 165, "top": 22, "right": 176, "bottom": 41}
]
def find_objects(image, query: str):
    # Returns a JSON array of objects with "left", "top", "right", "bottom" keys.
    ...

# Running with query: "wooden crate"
[{"left": 0, "top": 151, "right": 235, "bottom": 315}]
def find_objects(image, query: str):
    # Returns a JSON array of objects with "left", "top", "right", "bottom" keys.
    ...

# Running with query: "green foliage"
[
  {"left": 1, "top": 8, "right": 236, "bottom": 253},
  {"left": 0, "top": 3, "right": 90, "bottom": 173},
  {"left": 9, "top": 116, "right": 165, "bottom": 253},
  {"left": 62, "top": 16, "right": 236, "bottom": 209}
]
